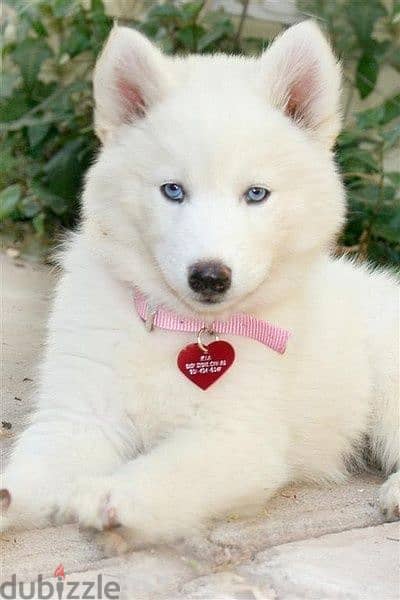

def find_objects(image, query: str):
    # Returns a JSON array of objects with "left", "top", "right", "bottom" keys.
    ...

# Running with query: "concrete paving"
[{"left": 1, "top": 253, "right": 399, "bottom": 599}]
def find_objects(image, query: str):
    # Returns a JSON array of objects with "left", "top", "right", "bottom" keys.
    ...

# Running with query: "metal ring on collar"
[{"left": 197, "top": 327, "right": 219, "bottom": 352}]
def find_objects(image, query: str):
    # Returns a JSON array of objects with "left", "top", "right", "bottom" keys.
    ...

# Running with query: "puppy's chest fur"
[
  {"left": 113, "top": 328, "right": 277, "bottom": 444},
  {"left": 111, "top": 315, "right": 370, "bottom": 456}
]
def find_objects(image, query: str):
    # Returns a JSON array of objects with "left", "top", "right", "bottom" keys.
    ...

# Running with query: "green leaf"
[
  {"left": 28, "top": 123, "right": 51, "bottom": 148},
  {"left": 31, "top": 182, "right": 69, "bottom": 215},
  {"left": 198, "top": 19, "right": 234, "bottom": 51},
  {"left": 367, "top": 239, "right": 400, "bottom": 266},
  {"left": 20, "top": 195, "right": 41, "bottom": 218},
  {"left": 356, "top": 94, "right": 400, "bottom": 129},
  {"left": 91, "top": 0, "right": 106, "bottom": 13},
  {"left": 44, "top": 137, "right": 86, "bottom": 200},
  {"left": 12, "top": 38, "right": 52, "bottom": 89},
  {"left": 61, "top": 30, "right": 91, "bottom": 56},
  {"left": 371, "top": 208, "right": 400, "bottom": 243},
  {"left": 159, "top": 36, "right": 176, "bottom": 55},
  {"left": 372, "top": 40, "right": 391, "bottom": 58},
  {"left": 0, "top": 73, "right": 20, "bottom": 99},
  {"left": 347, "top": 184, "right": 396, "bottom": 210},
  {"left": 32, "top": 212, "right": 46, "bottom": 236},
  {"left": 389, "top": 47, "right": 400, "bottom": 72},
  {"left": 30, "top": 18, "right": 48, "bottom": 38},
  {"left": 138, "top": 20, "right": 164, "bottom": 40},
  {"left": 0, "top": 184, "right": 21, "bottom": 220},
  {"left": 385, "top": 172, "right": 400, "bottom": 186},
  {"left": 0, "top": 90, "right": 29, "bottom": 122},
  {"left": 350, "top": 184, "right": 381, "bottom": 206},
  {"left": 356, "top": 105, "right": 385, "bottom": 130},
  {"left": 47, "top": 194, "right": 69, "bottom": 215},
  {"left": 3, "top": 0, "right": 22, "bottom": 7},
  {"left": 337, "top": 129, "right": 371, "bottom": 147},
  {"left": 0, "top": 145, "right": 18, "bottom": 189},
  {"left": 346, "top": 0, "right": 386, "bottom": 45},
  {"left": 382, "top": 94, "right": 400, "bottom": 124},
  {"left": 238, "top": 36, "right": 268, "bottom": 56},
  {"left": 53, "top": 0, "right": 79, "bottom": 18},
  {"left": 382, "top": 124, "right": 400, "bottom": 150},
  {"left": 181, "top": 1, "right": 204, "bottom": 23},
  {"left": 356, "top": 53, "right": 378, "bottom": 99},
  {"left": 339, "top": 147, "right": 380, "bottom": 173},
  {"left": 177, "top": 24, "right": 205, "bottom": 50},
  {"left": 147, "top": 3, "right": 182, "bottom": 22}
]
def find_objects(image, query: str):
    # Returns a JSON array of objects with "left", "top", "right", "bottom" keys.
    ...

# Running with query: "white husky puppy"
[{"left": 1, "top": 21, "right": 399, "bottom": 544}]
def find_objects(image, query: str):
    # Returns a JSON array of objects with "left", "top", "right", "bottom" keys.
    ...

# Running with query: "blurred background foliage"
[{"left": 1, "top": 0, "right": 399, "bottom": 267}]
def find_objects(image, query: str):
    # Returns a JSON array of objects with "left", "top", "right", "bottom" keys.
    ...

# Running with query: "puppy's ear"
[
  {"left": 261, "top": 21, "right": 342, "bottom": 148},
  {"left": 93, "top": 26, "right": 170, "bottom": 143}
]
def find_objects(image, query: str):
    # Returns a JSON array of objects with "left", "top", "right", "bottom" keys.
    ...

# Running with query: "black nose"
[{"left": 188, "top": 261, "right": 232, "bottom": 296}]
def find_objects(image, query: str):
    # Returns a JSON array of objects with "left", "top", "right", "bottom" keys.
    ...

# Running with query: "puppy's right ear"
[{"left": 93, "top": 26, "right": 170, "bottom": 143}]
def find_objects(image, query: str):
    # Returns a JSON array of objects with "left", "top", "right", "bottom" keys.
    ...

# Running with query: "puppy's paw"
[
  {"left": 69, "top": 477, "right": 122, "bottom": 531},
  {"left": 70, "top": 479, "right": 135, "bottom": 556},
  {"left": 96, "top": 527, "right": 135, "bottom": 556},
  {"left": 379, "top": 472, "right": 400, "bottom": 520},
  {"left": 0, "top": 489, "right": 12, "bottom": 532},
  {"left": 0, "top": 483, "right": 69, "bottom": 531}
]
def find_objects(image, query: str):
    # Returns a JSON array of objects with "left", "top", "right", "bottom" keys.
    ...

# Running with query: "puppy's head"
[{"left": 83, "top": 21, "right": 345, "bottom": 314}]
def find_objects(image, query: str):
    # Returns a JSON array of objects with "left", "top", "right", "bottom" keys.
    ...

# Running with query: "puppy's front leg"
[
  {"left": 0, "top": 412, "right": 133, "bottom": 532},
  {"left": 72, "top": 424, "right": 289, "bottom": 544}
]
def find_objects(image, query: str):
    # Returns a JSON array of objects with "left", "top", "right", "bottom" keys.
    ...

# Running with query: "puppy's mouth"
[
  {"left": 195, "top": 293, "right": 225, "bottom": 305},
  {"left": 183, "top": 291, "right": 238, "bottom": 316},
  {"left": 164, "top": 277, "right": 261, "bottom": 319}
]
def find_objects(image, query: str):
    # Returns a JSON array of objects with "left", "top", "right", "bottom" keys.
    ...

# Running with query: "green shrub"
[
  {"left": 1, "top": 0, "right": 110, "bottom": 249},
  {"left": 300, "top": 0, "right": 400, "bottom": 266},
  {"left": 1, "top": 0, "right": 399, "bottom": 267}
]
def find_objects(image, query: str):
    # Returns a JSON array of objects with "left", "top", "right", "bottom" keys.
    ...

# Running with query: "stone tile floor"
[{"left": 1, "top": 254, "right": 399, "bottom": 599}]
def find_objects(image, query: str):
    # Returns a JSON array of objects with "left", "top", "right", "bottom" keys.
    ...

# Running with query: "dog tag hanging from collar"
[{"left": 177, "top": 328, "right": 235, "bottom": 390}]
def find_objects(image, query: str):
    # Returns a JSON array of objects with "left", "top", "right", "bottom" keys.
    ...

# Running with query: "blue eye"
[
  {"left": 161, "top": 182, "right": 185, "bottom": 203},
  {"left": 245, "top": 186, "right": 270, "bottom": 204}
]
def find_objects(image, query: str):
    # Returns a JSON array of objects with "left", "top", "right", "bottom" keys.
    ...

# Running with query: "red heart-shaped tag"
[{"left": 177, "top": 340, "right": 235, "bottom": 390}]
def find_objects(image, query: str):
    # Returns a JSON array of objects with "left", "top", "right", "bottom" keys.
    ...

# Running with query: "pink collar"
[{"left": 133, "top": 289, "right": 291, "bottom": 355}]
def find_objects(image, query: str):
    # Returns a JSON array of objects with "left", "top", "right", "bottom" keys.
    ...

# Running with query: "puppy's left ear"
[
  {"left": 261, "top": 21, "right": 342, "bottom": 148},
  {"left": 93, "top": 26, "right": 171, "bottom": 143}
]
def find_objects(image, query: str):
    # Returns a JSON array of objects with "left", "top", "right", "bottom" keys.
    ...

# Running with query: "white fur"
[{"left": 1, "top": 22, "right": 399, "bottom": 541}]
